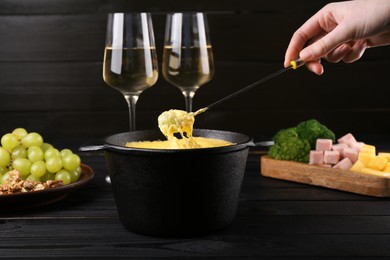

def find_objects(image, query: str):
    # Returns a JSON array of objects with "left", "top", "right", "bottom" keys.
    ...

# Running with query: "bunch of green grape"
[{"left": 0, "top": 128, "right": 82, "bottom": 185}]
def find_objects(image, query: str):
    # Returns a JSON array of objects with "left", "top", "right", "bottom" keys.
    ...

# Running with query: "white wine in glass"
[
  {"left": 103, "top": 13, "right": 158, "bottom": 183},
  {"left": 162, "top": 12, "right": 214, "bottom": 112},
  {"left": 103, "top": 13, "right": 158, "bottom": 131}
]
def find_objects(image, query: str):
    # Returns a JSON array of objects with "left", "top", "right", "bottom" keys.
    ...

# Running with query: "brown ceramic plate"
[{"left": 0, "top": 164, "right": 94, "bottom": 210}]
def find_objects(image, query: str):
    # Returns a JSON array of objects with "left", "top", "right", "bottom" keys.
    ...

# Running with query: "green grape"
[
  {"left": 1, "top": 133, "right": 20, "bottom": 151},
  {"left": 26, "top": 174, "right": 41, "bottom": 182},
  {"left": 41, "top": 142, "right": 53, "bottom": 152},
  {"left": 41, "top": 171, "right": 55, "bottom": 182},
  {"left": 27, "top": 146, "right": 44, "bottom": 162},
  {"left": 60, "top": 148, "right": 73, "bottom": 158},
  {"left": 44, "top": 148, "right": 60, "bottom": 160},
  {"left": 12, "top": 158, "right": 32, "bottom": 176},
  {"left": 0, "top": 147, "right": 11, "bottom": 167},
  {"left": 12, "top": 128, "right": 28, "bottom": 140},
  {"left": 30, "top": 160, "right": 47, "bottom": 178},
  {"left": 1, "top": 128, "right": 84, "bottom": 186},
  {"left": 0, "top": 166, "right": 8, "bottom": 175},
  {"left": 62, "top": 154, "right": 81, "bottom": 171},
  {"left": 46, "top": 157, "right": 62, "bottom": 173},
  {"left": 21, "top": 132, "right": 43, "bottom": 148},
  {"left": 1, "top": 171, "right": 10, "bottom": 184},
  {"left": 69, "top": 166, "right": 82, "bottom": 183},
  {"left": 55, "top": 169, "right": 71, "bottom": 185},
  {"left": 11, "top": 145, "right": 27, "bottom": 159}
]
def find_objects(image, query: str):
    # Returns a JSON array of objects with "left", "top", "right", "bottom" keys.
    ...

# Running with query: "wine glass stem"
[
  {"left": 124, "top": 94, "right": 139, "bottom": 131},
  {"left": 182, "top": 90, "right": 196, "bottom": 112}
]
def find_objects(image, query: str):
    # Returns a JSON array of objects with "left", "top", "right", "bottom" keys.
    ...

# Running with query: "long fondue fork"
[{"left": 192, "top": 59, "right": 305, "bottom": 116}]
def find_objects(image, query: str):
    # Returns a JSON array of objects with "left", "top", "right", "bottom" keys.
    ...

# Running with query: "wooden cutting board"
[{"left": 261, "top": 156, "right": 390, "bottom": 197}]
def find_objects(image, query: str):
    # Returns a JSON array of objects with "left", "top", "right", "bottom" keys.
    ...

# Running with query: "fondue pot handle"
[
  {"left": 248, "top": 140, "right": 274, "bottom": 147},
  {"left": 79, "top": 145, "right": 106, "bottom": 151},
  {"left": 79, "top": 144, "right": 134, "bottom": 152}
]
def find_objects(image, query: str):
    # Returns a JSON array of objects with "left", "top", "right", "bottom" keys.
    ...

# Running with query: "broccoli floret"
[
  {"left": 272, "top": 127, "right": 298, "bottom": 143},
  {"left": 268, "top": 119, "right": 335, "bottom": 163},
  {"left": 268, "top": 135, "right": 310, "bottom": 163},
  {"left": 296, "top": 119, "right": 336, "bottom": 149}
]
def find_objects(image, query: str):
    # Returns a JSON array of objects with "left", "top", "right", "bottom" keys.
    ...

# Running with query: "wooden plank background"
[{"left": 0, "top": 0, "right": 389, "bottom": 141}]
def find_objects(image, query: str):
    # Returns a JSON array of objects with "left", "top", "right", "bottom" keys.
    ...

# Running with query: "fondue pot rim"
[{"left": 103, "top": 128, "right": 254, "bottom": 154}]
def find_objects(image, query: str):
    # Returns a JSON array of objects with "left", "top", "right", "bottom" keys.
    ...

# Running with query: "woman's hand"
[{"left": 284, "top": 0, "right": 390, "bottom": 75}]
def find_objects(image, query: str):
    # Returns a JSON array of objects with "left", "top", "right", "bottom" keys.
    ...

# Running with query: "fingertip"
[
  {"left": 316, "top": 66, "right": 324, "bottom": 75},
  {"left": 306, "top": 62, "right": 324, "bottom": 75},
  {"left": 283, "top": 59, "right": 291, "bottom": 68}
]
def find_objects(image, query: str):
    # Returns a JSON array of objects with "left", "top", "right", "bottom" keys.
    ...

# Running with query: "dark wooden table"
[{"left": 2, "top": 143, "right": 390, "bottom": 259}]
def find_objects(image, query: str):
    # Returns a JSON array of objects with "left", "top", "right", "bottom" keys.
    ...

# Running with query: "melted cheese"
[
  {"left": 125, "top": 136, "right": 232, "bottom": 149},
  {"left": 125, "top": 109, "right": 233, "bottom": 149},
  {"left": 158, "top": 109, "right": 195, "bottom": 140}
]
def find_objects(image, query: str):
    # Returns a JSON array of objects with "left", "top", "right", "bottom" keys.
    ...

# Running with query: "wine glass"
[
  {"left": 162, "top": 12, "right": 214, "bottom": 112},
  {"left": 103, "top": 12, "right": 158, "bottom": 130},
  {"left": 103, "top": 13, "right": 158, "bottom": 183}
]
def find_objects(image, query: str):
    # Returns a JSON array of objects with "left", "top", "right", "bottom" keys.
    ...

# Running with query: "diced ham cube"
[
  {"left": 338, "top": 133, "right": 357, "bottom": 146},
  {"left": 348, "top": 141, "right": 365, "bottom": 152},
  {"left": 309, "top": 150, "right": 324, "bottom": 165},
  {"left": 333, "top": 157, "right": 353, "bottom": 170},
  {"left": 332, "top": 143, "right": 349, "bottom": 157},
  {"left": 316, "top": 139, "right": 333, "bottom": 151},
  {"left": 324, "top": 150, "right": 340, "bottom": 164},
  {"left": 343, "top": 148, "right": 358, "bottom": 163}
]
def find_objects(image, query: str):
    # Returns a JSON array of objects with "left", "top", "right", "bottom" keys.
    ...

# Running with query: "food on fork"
[
  {"left": 158, "top": 109, "right": 195, "bottom": 140},
  {"left": 125, "top": 109, "right": 233, "bottom": 149}
]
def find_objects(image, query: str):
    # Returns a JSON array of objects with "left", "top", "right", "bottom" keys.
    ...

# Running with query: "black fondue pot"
[{"left": 88, "top": 129, "right": 253, "bottom": 237}]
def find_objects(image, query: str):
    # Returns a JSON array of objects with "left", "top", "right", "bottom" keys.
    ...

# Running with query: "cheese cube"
[
  {"left": 360, "top": 144, "right": 376, "bottom": 155},
  {"left": 378, "top": 152, "right": 390, "bottom": 161},
  {"left": 360, "top": 167, "right": 390, "bottom": 177},
  {"left": 358, "top": 153, "right": 376, "bottom": 166},
  {"left": 367, "top": 155, "right": 388, "bottom": 171},
  {"left": 382, "top": 162, "right": 390, "bottom": 173},
  {"left": 350, "top": 160, "right": 365, "bottom": 173}
]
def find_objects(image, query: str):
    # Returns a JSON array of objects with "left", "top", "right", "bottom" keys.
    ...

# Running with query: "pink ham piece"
[
  {"left": 343, "top": 148, "right": 358, "bottom": 163},
  {"left": 348, "top": 141, "right": 365, "bottom": 153},
  {"left": 316, "top": 139, "right": 333, "bottom": 151},
  {"left": 323, "top": 150, "right": 340, "bottom": 164},
  {"left": 332, "top": 143, "right": 349, "bottom": 157},
  {"left": 309, "top": 150, "right": 324, "bottom": 165},
  {"left": 333, "top": 157, "right": 353, "bottom": 170},
  {"left": 338, "top": 133, "right": 357, "bottom": 146}
]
